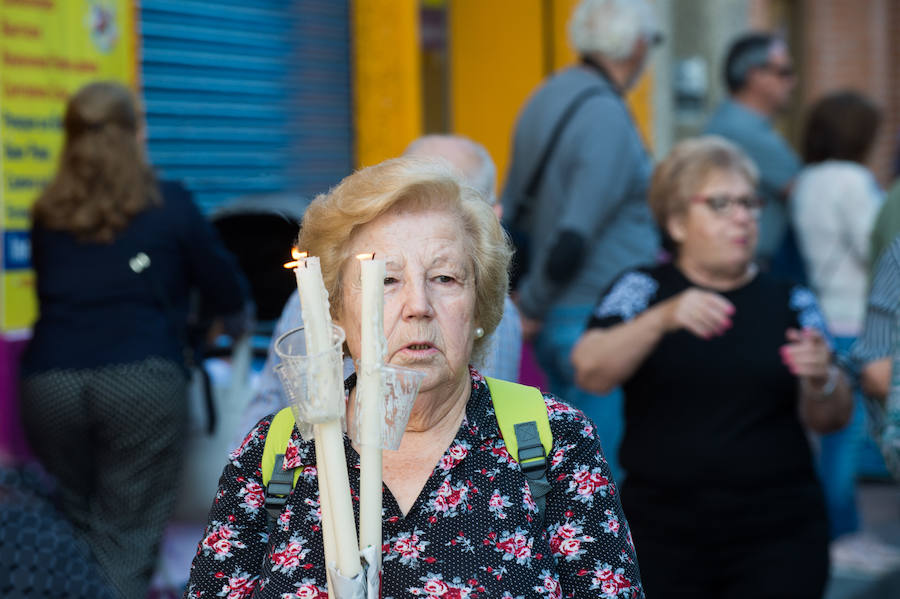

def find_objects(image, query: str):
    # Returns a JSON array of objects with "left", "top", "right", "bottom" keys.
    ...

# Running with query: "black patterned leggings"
[{"left": 20, "top": 357, "right": 188, "bottom": 599}]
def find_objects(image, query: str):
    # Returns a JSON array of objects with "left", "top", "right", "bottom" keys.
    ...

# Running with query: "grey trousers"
[{"left": 20, "top": 357, "right": 188, "bottom": 599}]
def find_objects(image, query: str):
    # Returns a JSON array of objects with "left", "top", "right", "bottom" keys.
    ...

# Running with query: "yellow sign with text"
[{"left": 0, "top": 0, "right": 136, "bottom": 332}]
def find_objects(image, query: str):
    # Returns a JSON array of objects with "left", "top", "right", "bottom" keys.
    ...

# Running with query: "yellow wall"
[
  {"left": 449, "top": 1, "right": 546, "bottom": 192},
  {"left": 352, "top": 0, "right": 423, "bottom": 168},
  {"left": 450, "top": 0, "right": 655, "bottom": 191},
  {"left": 551, "top": 0, "right": 579, "bottom": 70},
  {"left": 353, "top": 0, "right": 655, "bottom": 178}
]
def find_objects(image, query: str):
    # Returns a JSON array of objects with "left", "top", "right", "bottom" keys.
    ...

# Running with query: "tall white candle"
[
  {"left": 314, "top": 434, "right": 337, "bottom": 597},
  {"left": 295, "top": 255, "right": 361, "bottom": 579},
  {"left": 357, "top": 254, "right": 386, "bottom": 570},
  {"left": 295, "top": 256, "right": 332, "bottom": 356}
]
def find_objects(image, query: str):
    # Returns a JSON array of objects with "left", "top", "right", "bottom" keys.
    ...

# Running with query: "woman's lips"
[{"left": 396, "top": 342, "right": 437, "bottom": 358}]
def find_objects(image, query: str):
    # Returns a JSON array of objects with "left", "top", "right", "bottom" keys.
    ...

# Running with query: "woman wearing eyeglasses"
[{"left": 571, "top": 136, "right": 852, "bottom": 598}]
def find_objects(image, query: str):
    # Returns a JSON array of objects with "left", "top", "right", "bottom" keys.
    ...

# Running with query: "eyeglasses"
[
  {"left": 759, "top": 63, "right": 795, "bottom": 79},
  {"left": 690, "top": 194, "right": 765, "bottom": 218}
]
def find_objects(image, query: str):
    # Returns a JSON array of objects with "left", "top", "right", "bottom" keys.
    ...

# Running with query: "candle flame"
[
  {"left": 283, "top": 248, "right": 308, "bottom": 269},
  {"left": 356, "top": 252, "right": 376, "bottom": 261}
]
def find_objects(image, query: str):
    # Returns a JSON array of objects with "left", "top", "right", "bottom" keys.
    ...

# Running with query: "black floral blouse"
[{"left": 183, "top": 367, "right": 644, "bottom": 598}]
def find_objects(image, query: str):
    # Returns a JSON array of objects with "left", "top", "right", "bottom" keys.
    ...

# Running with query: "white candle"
[
  {"left": 294, "top": 255, "right": 361, "bottom": 579},
  {"left": 356, "top": 254, "right": 386, "bottom": 570},
  {"left": 314, "top": 434, "right": 337, "bottom": 597},
  {"left": 294, "top": 256, "right": 332, "bottom": 355}
]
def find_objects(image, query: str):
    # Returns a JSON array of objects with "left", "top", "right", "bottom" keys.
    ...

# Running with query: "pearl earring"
[{"left": 474, "top": 327, "right": 484, "bottom": 339}]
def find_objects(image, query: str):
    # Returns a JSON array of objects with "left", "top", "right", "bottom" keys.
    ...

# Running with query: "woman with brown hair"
[
  {"left": 791, "top": 90, "right": 883, "bottom": 541},
  {"left": 19, "top": 81, "right": 249, "bottom": 598}
]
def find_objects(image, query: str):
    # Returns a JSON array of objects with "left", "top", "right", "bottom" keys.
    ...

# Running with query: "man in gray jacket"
[
  {"left": 502, "top": 0, "right": 660, "bottom": 478},
  {"left": 705, "top": 32, "right": 800, "bottom": 269}
]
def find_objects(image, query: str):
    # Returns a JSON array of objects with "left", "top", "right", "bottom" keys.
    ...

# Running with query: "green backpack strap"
[
  {"left": 485, "top": 377, "right": 553, "bottom": 521},
  {"left": 262, "top": 407, "right": 302, "bottom": 527}
]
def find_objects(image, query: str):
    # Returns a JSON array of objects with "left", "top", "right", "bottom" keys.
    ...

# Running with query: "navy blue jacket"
[{"left": 22, "top": 181, "right": 249, "bottom": 375}]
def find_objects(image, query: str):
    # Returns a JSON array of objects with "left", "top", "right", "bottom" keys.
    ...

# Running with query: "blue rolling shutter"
[
  {"left": 293, "top": 1, "right": 354, "bottom": 196},
  {"left": 140, "top": 0, "right": 352, "bottom": 214}
]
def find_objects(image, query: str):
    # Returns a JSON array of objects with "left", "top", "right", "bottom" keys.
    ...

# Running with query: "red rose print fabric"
[{"left": 183, "top": 368, "right": 644, "bottom": 598}]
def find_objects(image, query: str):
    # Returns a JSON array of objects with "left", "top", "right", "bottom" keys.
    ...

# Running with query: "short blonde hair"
[
  {"left": 649, "top": 136, "right": 759, "bottom": 247},
  {"left": 297, "top": 157, "right": 513, "bottom": 363}
]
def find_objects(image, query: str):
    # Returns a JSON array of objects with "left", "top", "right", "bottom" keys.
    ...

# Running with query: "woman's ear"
[{"left": 667, "top": 212, "right": 687, "bottom": 245}]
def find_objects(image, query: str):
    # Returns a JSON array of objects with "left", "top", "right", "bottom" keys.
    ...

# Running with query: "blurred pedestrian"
[
  {"left": 705, "top": 32, "right": 801, "bottom": 273},
  {"left": 853, "top": 236, "right": 900, "bottom": 478},
  {"left": 572, "top": 136, "right": 852, "bottom": 598},
  {"left": 870, "top": 134, "right": 900, "bottom": 274},
  {"left": 19, "top": 81, "right": 250, "bottom": 599},
  {"left": 871, "top": 180, "right": 900, "bottom": 277},
  {"left": 791, "top": 90, "right": 883, "bottom": 539},
  {"left": 853, "top": 236, "right": 900, "bottom": 411},
  {"left": 404, "top": 135, "right": 523, "bottom": 383},
  {"left": 238, "top": 134, "right": 522, "bottom": 439},
  {"left": 501, "top": 0, "right": 661, "bottom": 478},
  {"left": 0, "top": 453, "right": 117, "bottom": 598}
]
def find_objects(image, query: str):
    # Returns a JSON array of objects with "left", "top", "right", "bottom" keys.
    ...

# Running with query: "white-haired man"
[
  {"left": 405, "top": 134, "right": 523, "bottom": 383},
  {"left": 501, "top": 0, "right": 661, "bottom": 478},
  {"left": 239, "top": 135, "right": 523, "bottom": 438}
]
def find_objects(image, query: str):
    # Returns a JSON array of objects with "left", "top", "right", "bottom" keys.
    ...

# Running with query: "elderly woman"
[
  {"left": 572, "top": 136, "right": 852, "bottom": 598},
  {"left": 184, "top": 158, "right": 644, "bottom": 597}
]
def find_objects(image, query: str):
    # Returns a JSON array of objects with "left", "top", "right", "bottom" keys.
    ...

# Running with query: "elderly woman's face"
[
  {"left": 337, "top": 206, "right": 478, "bottom": 394},
  {"left": 668, "top": 168, "right": 759, "bottom": 273}
]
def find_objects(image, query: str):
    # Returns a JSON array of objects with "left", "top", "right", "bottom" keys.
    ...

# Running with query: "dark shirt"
[
  {"left": 0, "top": 465, "right": 117, "bottom": 599},
  {"left": 587, "top": 263, "right": 829, "bottom": 523},
  {"left": 22, "top": 181, "right": 248, "bottom": 375},
  {"left": 184, "top": 368, "right": 644, "bottom": 598}
]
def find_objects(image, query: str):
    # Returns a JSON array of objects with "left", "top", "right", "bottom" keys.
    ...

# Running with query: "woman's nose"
[
  {"left": 730, "top": 203, "right": 755, "bottom": 224},
  {"left": 400, "top": 278, "right": 434, "bottom": 319}
]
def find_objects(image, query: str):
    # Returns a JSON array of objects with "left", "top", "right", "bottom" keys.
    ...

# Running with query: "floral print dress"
[{"left": 183, "top": 368, "right": 644, "bottom": 598}]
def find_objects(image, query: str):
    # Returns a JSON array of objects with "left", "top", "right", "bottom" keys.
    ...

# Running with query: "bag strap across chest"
[
  {"left": 485, "top": 377, "right": 553, "bottom": 517},
  {"left": 261, "top": 378, "right": 554, "bottom": 526}
]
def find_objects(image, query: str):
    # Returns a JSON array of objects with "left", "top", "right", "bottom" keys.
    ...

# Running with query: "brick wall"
[{"left": 799, "top": 0, "right": 899, "bottom": 185}]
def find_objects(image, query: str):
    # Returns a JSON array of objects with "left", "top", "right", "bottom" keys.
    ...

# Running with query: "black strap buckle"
[
  {"left": 265, "top": 454, "right": 295, "bottom": 519},
  {"left": 514, "top": 421, "right": 547, "bottom": 480}
]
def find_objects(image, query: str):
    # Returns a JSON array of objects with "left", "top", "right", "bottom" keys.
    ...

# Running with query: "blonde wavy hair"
[
  {"left": 32, "top": 81, "right": 160, "bottom": 243},
  {"left": 297, "top": 157, "right": 513, "bottom": 364}
]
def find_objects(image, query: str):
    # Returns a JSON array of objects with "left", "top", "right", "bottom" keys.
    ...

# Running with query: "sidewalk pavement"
[{"left": 825, "top": 481, "right": 900, "bottom": 599}]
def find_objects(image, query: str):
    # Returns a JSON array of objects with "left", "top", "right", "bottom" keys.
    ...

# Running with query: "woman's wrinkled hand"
[
  {"left": 780, "top": 327, "right": 831, "bottom": 387},
  {"left": 661, "top": 288, "right": 735, "bottom": 339}
]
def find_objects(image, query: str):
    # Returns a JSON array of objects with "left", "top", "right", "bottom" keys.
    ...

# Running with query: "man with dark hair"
[{"left": 705, "top": 32, "right": 800, "bottom": 268}]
